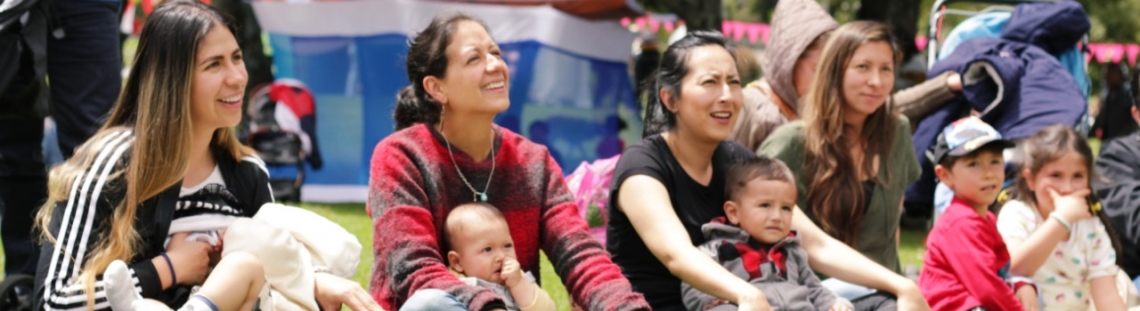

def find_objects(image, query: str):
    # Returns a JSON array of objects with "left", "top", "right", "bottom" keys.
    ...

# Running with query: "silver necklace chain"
[{"left": 442, "top": 129, "right": 495, "bottom": 202}]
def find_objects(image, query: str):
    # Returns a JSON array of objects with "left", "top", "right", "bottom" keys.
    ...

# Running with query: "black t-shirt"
[{"left": 606, "top": 135, "right": 753, "bottom": 310}]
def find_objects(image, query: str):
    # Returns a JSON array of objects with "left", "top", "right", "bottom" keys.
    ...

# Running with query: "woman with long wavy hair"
[
  {"left": 31, "top": 2, "right": 378, "bottom": 310},
  {"left": 758, "top": 20, "right": 922, "bottom": 304}
]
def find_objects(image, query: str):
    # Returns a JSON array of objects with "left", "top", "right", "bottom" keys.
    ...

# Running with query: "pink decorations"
[{"left": 1086, "top": 43, "right": 1140, "bottom": 66}]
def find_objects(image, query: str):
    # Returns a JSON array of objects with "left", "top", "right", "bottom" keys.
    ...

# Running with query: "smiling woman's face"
[
  {"left": 190, "top": 23, "right": 247, "bottom": 134},
  {"left": 432, "top": 20, "right": 511, "bottom": 116}
]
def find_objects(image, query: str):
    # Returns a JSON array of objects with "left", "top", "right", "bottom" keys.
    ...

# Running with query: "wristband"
[
  {"left": 1049, "top": 213, "right": 1072, "bottom": 232},
  {"left": 1013, "top": 281, "right": 1036, "bottom": 293},
  {"left": 161, "top": 252, "right": 177, "bottom": 285}
]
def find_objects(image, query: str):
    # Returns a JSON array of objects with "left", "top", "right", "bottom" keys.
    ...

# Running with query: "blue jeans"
[
  {"left": 821, "top": 278, "right": 877, "bottom": 300},
  {"left": 933, "top": 182, "right": 953, "bottom": 224},
  {"left": 1134, "top": 275, "right": 1140, "bottom": 298},
  {"left": 399, "top": 289, "right": 465, "bottom": 311}
]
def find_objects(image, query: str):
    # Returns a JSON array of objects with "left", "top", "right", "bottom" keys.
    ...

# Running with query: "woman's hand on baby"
[
  {"left": 314, "top": 272, "right": 383, "bottom": 311},
  {"left": 1048, "top": 188, "right": 1093, "bottom": 224},
  {"left": 165, "top": 232, "right": 213, "bottom": 285},
  {"left": 828, "top": 302, "right": 853, "bottom": 311},
  {"left": 894, "top": 284, "right": 933, "bottom": 311},
  {"left": 207, "top": 229, "right": 226, "bottom": 267},
  {"left": 735, "top": 290, "right": 773, "bottom": 311},
  {"left": 1015, "top": 285, "right": 1039, "bottom": 311},
  {"left": 501, "top": 258, "right": 524, "bottom": 288}
]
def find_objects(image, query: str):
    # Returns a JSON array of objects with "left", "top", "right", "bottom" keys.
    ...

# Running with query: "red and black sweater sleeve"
[{"left": 535, "top": 150, "right": 649, "bottom": 310}]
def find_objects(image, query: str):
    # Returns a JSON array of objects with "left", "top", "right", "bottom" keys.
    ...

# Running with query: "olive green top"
[{"left": 758, "top": 116, "right": 921, "bottom": 273}]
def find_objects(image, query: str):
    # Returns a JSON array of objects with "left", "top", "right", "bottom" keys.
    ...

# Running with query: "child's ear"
[
  {"left": 1022, "top": 168, "right": 1036, "bottom": 192},
  {"left": 447, "top": 250, "right": 463, "bottom": 273},
  {"left": 724, "top": 201, "right": 741, "bottom": 225},
  {"left": 934, "top": 164, "right": 952, "bottom": 188}
]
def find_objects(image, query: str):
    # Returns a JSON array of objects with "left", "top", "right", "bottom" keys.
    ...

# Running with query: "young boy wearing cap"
[{"left": 918, "top": 117, "right": 1037, "bottom": 311}]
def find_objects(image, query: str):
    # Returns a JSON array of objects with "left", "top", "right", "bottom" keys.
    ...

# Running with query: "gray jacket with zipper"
[{"left": 681, "top": 220, "right": 837, "bottom": 311}]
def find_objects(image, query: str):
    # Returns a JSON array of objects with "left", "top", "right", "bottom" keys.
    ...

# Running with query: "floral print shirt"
[{"left": 997, "top": 200, "right": 1119, "bottom": 310}]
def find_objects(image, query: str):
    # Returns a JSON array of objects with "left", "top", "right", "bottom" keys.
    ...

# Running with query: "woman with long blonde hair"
[
  {"left": 31, "top": 2, "right": 378, "bottom": 310},
  {"left": 759, "top": 20, "right": 922, "bottom": 306}
]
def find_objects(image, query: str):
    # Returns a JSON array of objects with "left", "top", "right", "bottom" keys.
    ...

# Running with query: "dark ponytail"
[
  {"left": 641, "top": 31, "right": 735, "bottom": 138},
  {"left": 393, "top": 85, "right": 426, "bottom": 131},
  {"left": 393, "top": 12, "right": 488, "bottom": 128}
]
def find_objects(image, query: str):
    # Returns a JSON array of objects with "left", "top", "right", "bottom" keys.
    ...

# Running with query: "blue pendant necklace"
[{"left": 443, "top": 129, "right": 495, "bottom": 202}]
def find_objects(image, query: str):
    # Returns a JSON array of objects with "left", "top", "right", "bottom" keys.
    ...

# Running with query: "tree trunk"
[
  {"left": 857, "top": 0, "right": 921, "bottom": 61},
  {"left": 756, "top": 0, "right": 778, "bottom": 23}
]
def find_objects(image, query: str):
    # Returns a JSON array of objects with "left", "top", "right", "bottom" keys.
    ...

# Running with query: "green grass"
[{"left": 899, "top": 227, "right": 929, "bottom": 279}]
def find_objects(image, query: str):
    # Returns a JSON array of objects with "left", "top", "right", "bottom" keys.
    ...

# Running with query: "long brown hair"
[
  {"left": 1010, "top": 124, "right": 1124, "bottom": 266},
  {"left": 36, "top": 1, "right": 251, "bottom": 307},
  {"left": 800, "top": 21, "right": 902, "bottom": 245}
]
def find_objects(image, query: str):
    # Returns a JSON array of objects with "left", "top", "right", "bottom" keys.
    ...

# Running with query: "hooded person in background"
[
  {"left": 728, "top": 0, "right": 963, "bottom": 151},
  {"left": 1092, "top": 62, "right": 1136, "bottom": 145},
  {"left": 1093, "top": 63, "right": 1140, "bottom": 293}
]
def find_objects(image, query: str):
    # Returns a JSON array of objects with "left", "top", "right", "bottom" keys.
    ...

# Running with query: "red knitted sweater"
[{"left": 367, "top": 124, "right": 647, "bottom": 311}]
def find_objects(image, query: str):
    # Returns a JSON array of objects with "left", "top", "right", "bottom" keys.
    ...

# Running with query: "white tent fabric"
[{"left": 252, "top": 0, "right": 635, "bottom": 63}]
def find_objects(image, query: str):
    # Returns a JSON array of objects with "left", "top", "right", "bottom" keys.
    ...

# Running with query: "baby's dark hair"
[
  {"left": 444, "top": 202, "right": 507, "bottom": 250},
  {"left": 725, "top": 156, "right": 796, "bottom": 201}
]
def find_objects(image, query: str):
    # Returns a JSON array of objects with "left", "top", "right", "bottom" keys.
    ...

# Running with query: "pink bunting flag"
[
  {"left": 1127, "top": 44, "right": 1140, "bottom": 66},
  {"left": 720, "top": 21, "right": 734, "bottom": 40},
  {"left": 745, "top": 23, "right": 764, "bottom": 44},
  {"left": 915, "top": 36, "right": 929, "bottom": 53},
  {"left": 1107, "top": 44, "right": 1125, "bottom": 64}
]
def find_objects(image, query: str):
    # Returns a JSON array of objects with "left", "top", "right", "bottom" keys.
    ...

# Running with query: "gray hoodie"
[
  {"left": 681, "top": 220, "right": 837, "bottom": 311},
  {"left": 729, "top": 0, "right": 956, "bottom": 150},
  {"left": 728, "top": 0, "right": 836, "bottom": 150},
  {"left": 762, "top": 0, "right": 838, "bottom": 110}
]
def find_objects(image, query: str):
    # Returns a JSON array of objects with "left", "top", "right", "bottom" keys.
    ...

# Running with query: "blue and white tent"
[{"left": 253, "top": 0, "right": 641, "bottom": 202}]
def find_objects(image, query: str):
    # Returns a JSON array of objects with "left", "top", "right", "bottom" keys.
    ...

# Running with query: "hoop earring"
[{"left": 438, "top": 107, "right": 446, "bottom": 128}]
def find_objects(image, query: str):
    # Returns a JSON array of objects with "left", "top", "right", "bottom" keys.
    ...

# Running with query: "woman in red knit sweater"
[{"left": 367, "top": 13, "right": 649, "bottom": 311}]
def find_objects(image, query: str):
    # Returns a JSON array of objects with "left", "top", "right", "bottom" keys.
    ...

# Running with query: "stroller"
[
  {"left": 906, "top": 0, "right": 1093, "bottom": 223},
  {"left": 926, "top": 0, "right": 1092, "bottom": 112},
  {"left": 246, "top": 79, "right": 324, "bottom": 202}
]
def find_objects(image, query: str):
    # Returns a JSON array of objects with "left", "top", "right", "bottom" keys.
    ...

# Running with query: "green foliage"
[
  {"left": 586, "top": 202, "right": 606, "bottom": 228},
  {"left": 1078, "top": 0, "right": 1140, "bottom": 43}
]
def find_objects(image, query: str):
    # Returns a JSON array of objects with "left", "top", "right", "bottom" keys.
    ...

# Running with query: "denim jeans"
[{"left": 399, "top": 289, "right": 466, "bottom": 311}]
